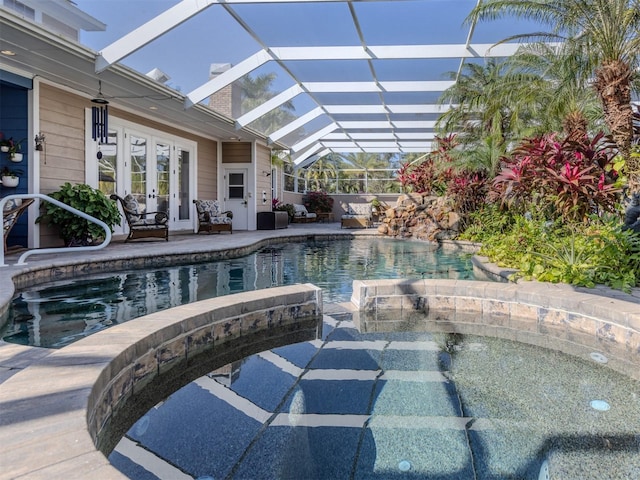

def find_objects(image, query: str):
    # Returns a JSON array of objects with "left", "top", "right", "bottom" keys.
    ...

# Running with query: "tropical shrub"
[
  {"left": 397, "top": 135, "right": 457, "bottom": 194},
  {"left": 462, "top": 208, "right": 640, "bottom": 291},
  {"left": 490, "top": 132, "right": 620, "bottom": 223},
  {"left": 303, "top": 191, "right": 334, "bottom": 213},
  {"left": 446, "top": 171, "right": 488, "bottom": 227},
  {"left": 272, "top": 199, "right": 295, "bottom": 221},
  {"left": 36, "top": 183, "right": 122, "bottom": 246}
]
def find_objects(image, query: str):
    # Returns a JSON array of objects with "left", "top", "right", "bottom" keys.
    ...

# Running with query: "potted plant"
[
  {"left": 272, "top": 198, "right": 295, "bottom": 222},
  {"left": 6, "top": 138, "right": 25, "bottom": 161},
  {"left": 1, "top": 166, "right": 22, "bottom": 187},
  {"left": 36, "top": 182, "right": 122, "bottom": 246},
  {"left": 0, "top": 133, "right": 9, "bottom": 153}
]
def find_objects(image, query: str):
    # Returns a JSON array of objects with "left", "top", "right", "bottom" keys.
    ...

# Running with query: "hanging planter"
[
  {"left": 1, "top": 167, "right": 22, "bottom": 188},
  {"left": 1, "top": 175, "right": 19, "bottom": 188},
  {"left": 0, "top": 146, "right": 8, "bottom": 153},
  {"left": 10, "top": 152, "right": 23, "bottom": 162}
]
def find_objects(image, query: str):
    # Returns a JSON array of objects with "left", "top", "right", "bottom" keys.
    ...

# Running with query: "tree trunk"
[
  {"left": 562, "top": 111, "right": 589, "bottom": 143},
  {"left": 593, "top": 60, "right": 636, "bottom": 189}
]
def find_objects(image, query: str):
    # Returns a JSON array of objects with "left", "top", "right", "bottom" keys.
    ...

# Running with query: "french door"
[
  {"left": 129, "top": 134, "right": 171, "bottom": 217},
  {"left": 93, "top": 117, "right": 195, "bottom": 233}
]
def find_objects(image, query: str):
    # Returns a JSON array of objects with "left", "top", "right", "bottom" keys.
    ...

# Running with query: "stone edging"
[
  {"left": 351, "top": 279, "right": 640, "bottom": 381},
  {"left": 0, "top": 285, "right": 322, "bottom": 479}
]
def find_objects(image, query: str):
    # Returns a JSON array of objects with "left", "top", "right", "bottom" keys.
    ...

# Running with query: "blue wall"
[{"left": 1, "top": 79, "right": 30, "bottom": 249}]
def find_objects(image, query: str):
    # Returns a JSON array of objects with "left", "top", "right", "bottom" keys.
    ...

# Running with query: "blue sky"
[{"left": 73, "top": 0, "right": 536, "bottom": 95}]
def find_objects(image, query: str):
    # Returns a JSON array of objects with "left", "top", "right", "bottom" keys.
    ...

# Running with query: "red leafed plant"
[
  {"left": 397, "top": 135, "right": 456, "bottom": 195},
  {"left": 447, "top": 171, "right": 488, "bottom": 224},
  {"left": 490, "top": 132, "right": 620, "bottom": 223}
]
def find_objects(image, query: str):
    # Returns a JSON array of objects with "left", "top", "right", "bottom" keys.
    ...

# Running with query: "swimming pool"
[
  {"left": 1, "top": 238, "right": 475, "bottom": 348},
  {"left": 109, "top": 311, "right": 640, "bottom": 479}
]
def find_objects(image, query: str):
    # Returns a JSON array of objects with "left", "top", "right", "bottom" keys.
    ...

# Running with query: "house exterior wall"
[
  {"left": 255, "top": 143, "right": 272, "bottom": 213},
  {"left": 37, "top": 83, "right": 221, "bottom": 246},
  {"left": 221, "top": 142, "right": 251, "bottom": 163},
  {"left": 39, "top": 84, "right": 86, "bottom": 192}
]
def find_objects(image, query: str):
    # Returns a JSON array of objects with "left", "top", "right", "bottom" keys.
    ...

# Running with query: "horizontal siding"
[
  {"left": 222, "top": 142, "right": 251, "bottom": 163},
  {"left": 197, "top": 140, "right": 218, "bottom": 200},
  {"left": 256, "top": 143, "right": 272, "bottom": 213}
]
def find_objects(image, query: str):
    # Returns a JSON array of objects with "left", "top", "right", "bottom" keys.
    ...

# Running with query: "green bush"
[
  {"left": 36, "top": 183, "right": 122, "bottom": 246},
  {"left": 462, "top": 206, "right": 640, "bottom": 291}
]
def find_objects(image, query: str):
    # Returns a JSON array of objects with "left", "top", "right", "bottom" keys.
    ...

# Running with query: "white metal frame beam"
[
  {"left": 95, "top": 0, "right": 215, "bottom": 72},
  {"left": 235, "top": 84, "right": 304, "bottom": 128}
]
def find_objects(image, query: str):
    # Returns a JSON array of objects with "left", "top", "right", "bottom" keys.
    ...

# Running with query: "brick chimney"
[{"left": 208, "top": 63, "right": 242, "bottom": 118}]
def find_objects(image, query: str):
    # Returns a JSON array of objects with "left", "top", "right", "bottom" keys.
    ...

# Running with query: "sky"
[
  {"left": 72, "top": 0, "right": 535, "bottom": 95},
  {"left": 75, "top": 0, "right": 259, "bottom": 93},
  {"left": 70, "top": 0, "right": 546, "bottom": 145}
]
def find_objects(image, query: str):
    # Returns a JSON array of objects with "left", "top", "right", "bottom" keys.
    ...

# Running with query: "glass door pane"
[
  {"left": 130, "top": 135, "right": 148, "bottom": 212},
  {"left": 98, "top": 130, "right": 118, "bottom": 196},
  {"left": 156, "top": 142, "right": 170, "bottom": 216},
  {"left": 177, "top": 148, "right": 190, "bottom": 220}
]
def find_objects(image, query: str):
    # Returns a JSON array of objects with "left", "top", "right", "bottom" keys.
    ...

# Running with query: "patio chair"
[
  {"left": 292, "top": 203, "right": 317, "bottom": 223},
  {"left": 341, "top": 203, "right": 373, "bottom": 229},
  {"left": 193, "top": 199, "right": 233, "bottom": 234},
  {"left": 110, "top": 194, "right": 169, "bottom": 242},
  {"left": 3, "top": 198, "right": 34, "bottom": 252}
]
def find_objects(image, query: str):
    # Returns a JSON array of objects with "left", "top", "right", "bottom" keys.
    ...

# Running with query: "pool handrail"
[{"left": 1, "top": 193, "right": 112, "bottom": 267}]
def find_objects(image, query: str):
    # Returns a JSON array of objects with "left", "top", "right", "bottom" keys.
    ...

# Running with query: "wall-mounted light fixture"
[
  {"left": 34, "top": 132, "right": 46, "bottom": 151},
  {"left": 262, "top": 191, "right": 267, "bottom": 204}
]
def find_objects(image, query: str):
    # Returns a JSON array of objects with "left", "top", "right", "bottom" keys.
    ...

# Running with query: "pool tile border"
[{"left": 351, "top": 279, "right": 640, "bottom": 381}]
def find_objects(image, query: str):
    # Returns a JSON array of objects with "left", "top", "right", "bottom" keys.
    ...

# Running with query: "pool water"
[
  {"left": 1, "top": 238, "right": 475, "bottom": 348},
  {"left": 110, "top": 314, "right": 640, "bottom": 480}
]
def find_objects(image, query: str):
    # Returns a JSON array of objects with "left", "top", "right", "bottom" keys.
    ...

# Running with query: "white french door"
[{"left": 90, "top": 115, "right": 196, "bottom": 233}]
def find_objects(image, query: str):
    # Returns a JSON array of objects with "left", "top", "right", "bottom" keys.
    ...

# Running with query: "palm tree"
[
  {"left": 305, "top": 156, "right": 338, "bottom": 192},
  {"left": 237, "top": 73, "right": 297, "bottom": 135},
  {"left": 506, "top": 42, "right": 604, "bottom": 141},
  {"left": 437, "top": 58, "right": 539, "bottom": 152},
  {"left": 468, "top": 0, "right": 640, "bottom": 187}
]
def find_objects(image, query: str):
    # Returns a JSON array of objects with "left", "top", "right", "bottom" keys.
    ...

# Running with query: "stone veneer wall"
[
  {"left": 0, "top": 285, "right": 322, "bottom": 479},
  {"left": 351, "top": 279, "right": 640, "bottom": 381}
]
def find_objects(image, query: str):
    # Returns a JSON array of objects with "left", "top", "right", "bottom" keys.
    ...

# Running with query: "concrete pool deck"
[{"left": 1, "top": 221, "right": 640, "bottom": 479}]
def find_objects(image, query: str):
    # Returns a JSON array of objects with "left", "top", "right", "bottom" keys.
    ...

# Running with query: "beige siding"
[
  {"left": 37, "top": 84, "right": 219, "bottom": 246},
  {"left": 256, "top": 143, "right": 272, "bottom": 213},
  {"left": 221, "top": 142, "right": 251, "bottom": 163},
  {"left": 196, "top": 140, "right": 218, "bottom": 200},
  {"left": 39, "top": 84, "right": 86, "bottom": 192}
]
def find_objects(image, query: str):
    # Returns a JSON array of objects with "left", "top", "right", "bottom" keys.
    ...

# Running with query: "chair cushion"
[
  {"left": 3, "top": 199, "right": 24, "bottom": 236},
  {"left": 122, "top": 194, "right": 141, "bottom": 222},
  {"left": 293, "top": 204, "right": 308, "bottom": 217},
  {"left": 347, "top": 203, "right": 372, "bottom": 217},
  {"left": 3, "top": 198, "right": 22, "bottom": 212},
  {"left": 194, "top": 200, "right": 230, "bottom": 224}
]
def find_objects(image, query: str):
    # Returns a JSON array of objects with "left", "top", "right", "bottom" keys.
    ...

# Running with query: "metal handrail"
[{"left": 1, "top": 193, "right": 112, "bottom": 267}]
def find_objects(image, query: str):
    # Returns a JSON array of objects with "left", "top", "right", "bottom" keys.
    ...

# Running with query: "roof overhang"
[{"left": 0, "top": 7, "right": 281, "bottom": 147}]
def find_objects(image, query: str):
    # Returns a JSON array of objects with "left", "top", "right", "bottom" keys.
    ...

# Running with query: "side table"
[{"left": 316, "top": 212, "right": 334, "bottom": 223}]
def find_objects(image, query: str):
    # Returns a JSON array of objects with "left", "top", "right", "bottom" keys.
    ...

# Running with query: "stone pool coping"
[
  {"left": 0, "top": 285, "right": 322, "bottom": 479},
  {"left": 351, "top": 278, "right": 640, "bottom": 381}
]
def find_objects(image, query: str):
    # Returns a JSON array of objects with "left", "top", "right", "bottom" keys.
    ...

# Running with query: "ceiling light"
[
  {"left": 1, "top": 50, "right": 16, "bottom": 56},
  {"left": 149, "top": 106, "right": 158, "bottom": 110}
]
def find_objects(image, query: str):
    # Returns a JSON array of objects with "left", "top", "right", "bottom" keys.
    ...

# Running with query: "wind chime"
[{"left": 91, "top": 80, "right": 109, "bottom": 144}]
